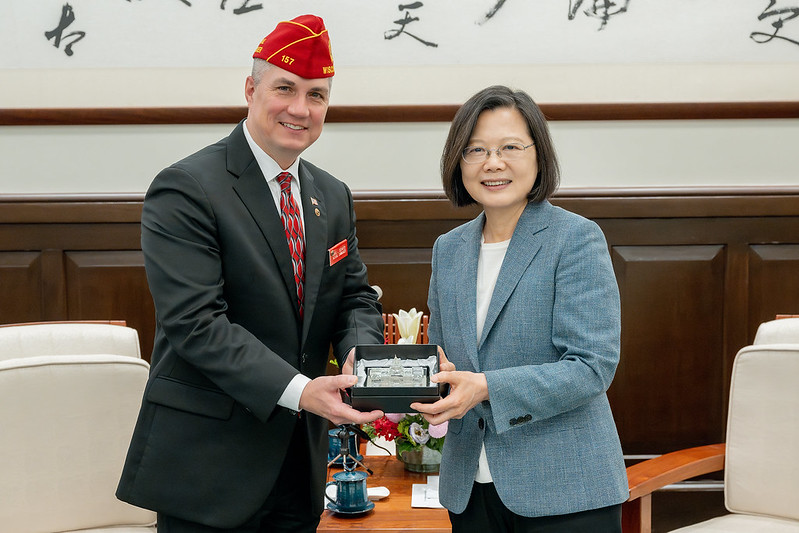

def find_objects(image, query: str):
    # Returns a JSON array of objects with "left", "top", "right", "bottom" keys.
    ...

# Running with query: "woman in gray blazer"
[{"left": 411, "top": 85, "right": 628, "bottom": 532}]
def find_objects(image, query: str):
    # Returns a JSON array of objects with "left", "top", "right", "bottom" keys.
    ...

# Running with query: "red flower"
[{"left": 370, "top": 416, "right": 401, "bottom": 441}]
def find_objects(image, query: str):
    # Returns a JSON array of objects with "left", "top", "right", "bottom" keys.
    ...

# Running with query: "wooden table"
[{"left": 318, "top": 455, "right": 451, "bottom": 532}]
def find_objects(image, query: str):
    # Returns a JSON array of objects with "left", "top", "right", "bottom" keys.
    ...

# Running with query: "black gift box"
[{"left": 348, "top": 344, "right": 442, "bottom": 413}]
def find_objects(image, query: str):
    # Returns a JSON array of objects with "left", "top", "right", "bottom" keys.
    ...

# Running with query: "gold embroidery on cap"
[
  {"left": 282, "top": 20, "right": 326, "bottom": 37},
  {"left": 266, "top": 34, "right": 324, "bottom": 64}
]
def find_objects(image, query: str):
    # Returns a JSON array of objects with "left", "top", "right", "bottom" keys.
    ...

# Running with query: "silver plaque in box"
[
  {"left": 366, "top": 356, "right": 429, "bottom": 387},
  {"left": 350, "top": 344, "right": 443, "bottom": 413}
]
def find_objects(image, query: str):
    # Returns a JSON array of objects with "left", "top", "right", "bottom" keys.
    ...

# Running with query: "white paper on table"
[
  {"left": 365, "top": 437, "right": 395, "bottom": 456},
  {"left": 410, "top": 475, "right": 444, "bottom": 508}
]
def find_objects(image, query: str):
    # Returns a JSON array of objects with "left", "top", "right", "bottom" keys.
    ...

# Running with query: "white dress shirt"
[
  {"left": 243, "top": 120, "right": 310, "bottom": 412},
  {"left": 474, "top": 236, "right": 510, "bottom": 483}
]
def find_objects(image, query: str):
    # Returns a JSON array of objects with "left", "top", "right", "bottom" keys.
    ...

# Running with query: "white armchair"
[
  {"left": 0, "top": 321, "right": 141, "bottom": 361},
  {"left": 0, "top": 322, "right": 156, "bottom": 532},
  {"left": 623, "top": 318, "right": 799, "bottom": 532},
  {"left": 753, "top": 316, "right": 799, "bottom": 345}
]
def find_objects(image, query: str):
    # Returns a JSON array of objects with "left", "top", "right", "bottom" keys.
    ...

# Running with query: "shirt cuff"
[{"left": 277, "top": 374, "right": 312, "bottom": 412}]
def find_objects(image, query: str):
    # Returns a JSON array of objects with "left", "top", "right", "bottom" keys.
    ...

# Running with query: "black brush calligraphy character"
[
  {"left": 44, "top": 3, "right": 85, "bottom": 56},
  {"left": 233, "top": 1, "right": 263, "bottom": 15},
  {"left": 479, "top": 0, "right": 507, "bottom": 25},
  {"left": 384, "top": 4, "right": 438, "bottom": 47},
  {"left": 569, "top": 0, "right": 630, "bottom": 30},
  {"left": 61, "top": 31, "right": 86, "bottom": 57},
  {"left": 568, "top": 0, "right": 584, "bottom": 20},
  {"left": 44, "top": 3, "right": 75, "bottom": 49},
  {"left": 220, "top": 0, "right": 263, "bottom": 14},
  {"left": 750, "top": 0, "right": 799, "bottom": 47}
]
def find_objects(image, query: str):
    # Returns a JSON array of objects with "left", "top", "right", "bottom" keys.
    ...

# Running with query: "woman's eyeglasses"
[{"left": 461, "top": 142, "right": 534, "bottom": 164}]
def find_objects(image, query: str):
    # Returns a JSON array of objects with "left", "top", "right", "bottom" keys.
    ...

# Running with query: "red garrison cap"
[{"left": 253, "top": 14, "right": 334, "bottom": 79}]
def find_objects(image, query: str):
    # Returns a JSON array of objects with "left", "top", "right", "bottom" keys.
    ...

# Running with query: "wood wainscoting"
[{"left": 1, "top": 187, "right": 798, "bottom": 456}]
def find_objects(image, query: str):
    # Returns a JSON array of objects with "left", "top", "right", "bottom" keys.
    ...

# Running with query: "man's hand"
[
  {"left": 341, "top": 347, "right": 356, "bottom": 376},
  {"left": 411, "top": 370, "right": 488, "bottom": 426},
  {"left": 299, "top": 373, "right": 383, "bottom": 426}
]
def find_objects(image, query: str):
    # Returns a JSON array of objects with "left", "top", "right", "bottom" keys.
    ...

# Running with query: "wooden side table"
[{"left": 318, "top": 455, "right": 451, "bottom": 532}]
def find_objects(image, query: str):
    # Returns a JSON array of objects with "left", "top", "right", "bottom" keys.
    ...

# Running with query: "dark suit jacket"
[{"left": 116, "top": 121, "right": 383, "bottom": 528}]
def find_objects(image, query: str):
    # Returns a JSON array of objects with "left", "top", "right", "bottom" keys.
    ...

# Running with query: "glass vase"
[{"left": 397, "top": 442, "right": 442, "bottom": 473}]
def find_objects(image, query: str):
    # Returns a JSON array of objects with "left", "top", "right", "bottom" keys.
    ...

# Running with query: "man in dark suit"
[{"left": 116, "top": 15, "right": 384, "bottom": 532}]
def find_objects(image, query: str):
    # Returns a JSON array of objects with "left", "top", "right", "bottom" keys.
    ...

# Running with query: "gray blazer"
[{"left": 427, "top": 200, "right": 628, "bottom": 517}]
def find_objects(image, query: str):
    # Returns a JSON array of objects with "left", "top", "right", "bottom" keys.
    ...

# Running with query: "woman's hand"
[
  {"left": 411, "top": 370, "right": 488, "bottom": 426},
  {"left": 437, "top": 345, "right": 456, "bottom": 372}
]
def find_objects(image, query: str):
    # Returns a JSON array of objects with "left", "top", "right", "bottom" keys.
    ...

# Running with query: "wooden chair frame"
[
  {"left": 623, "top": 314, "right": 797, "bottom": 532},
  {"left": 622, "top": 444, "right": 726, "bottom": 533}
]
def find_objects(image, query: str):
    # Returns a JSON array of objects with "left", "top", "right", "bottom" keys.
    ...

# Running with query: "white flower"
[
  {"left": 393, "top": 308, "right": 423, "bottom": 344},
  {"left": 409, "top": 422, "right": 430, "bottom": 445}
]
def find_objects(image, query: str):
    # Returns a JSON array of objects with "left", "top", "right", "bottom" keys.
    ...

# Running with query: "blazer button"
[
  {"left": 478, "top": 418, "right": 485, "bottom": 430},
  {"left": 524, "top": 414, "right": 532, "bottom": 422},
  {"left": 509, "top": 418, "right": 517, "bottom": 426}
]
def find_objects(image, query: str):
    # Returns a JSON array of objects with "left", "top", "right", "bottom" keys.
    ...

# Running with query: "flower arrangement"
[{"left": 364, "top": 413, "right": 447, "bottom": 472}]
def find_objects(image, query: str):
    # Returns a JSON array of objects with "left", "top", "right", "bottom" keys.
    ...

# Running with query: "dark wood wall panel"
[
  {"left": 610, "top": 245, "right": 726, "bottom": 454},
  {"left": 357, "top": 220, "right": 463, "bottom": 249},
  {"left": 64, "top": 251, "right": 156, "bottom": 359},
  {"left": 0, "top": 252, "right": 44, "bottom": 324},
  {"left": 1, "top": 188, "right": 798, "bottom": 457},
  {"left": 360, "top": 248, "right": 433, "bottom": 316},
  {"left": 748, "top": 244, "right": 799, "bottom": 338},
  {"left": 0, "top": 224, "right": 142, "bottom": 250}
]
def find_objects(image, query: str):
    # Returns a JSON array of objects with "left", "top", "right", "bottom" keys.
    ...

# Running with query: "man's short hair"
[{"left": 250, "top": 58, "right": 333, "bottom": 89}]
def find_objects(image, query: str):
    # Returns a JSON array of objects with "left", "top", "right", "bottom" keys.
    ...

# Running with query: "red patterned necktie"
[{"left": 276, "top": 172, "right": 305, "bottom": 320}]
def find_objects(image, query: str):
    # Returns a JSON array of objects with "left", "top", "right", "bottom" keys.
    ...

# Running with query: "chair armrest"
[
  {"left": 627, "top": 443, "right": 726, "bottom": 500},
  {"left": 622, "top": 443, "right": 725, "bottom": 533}
]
